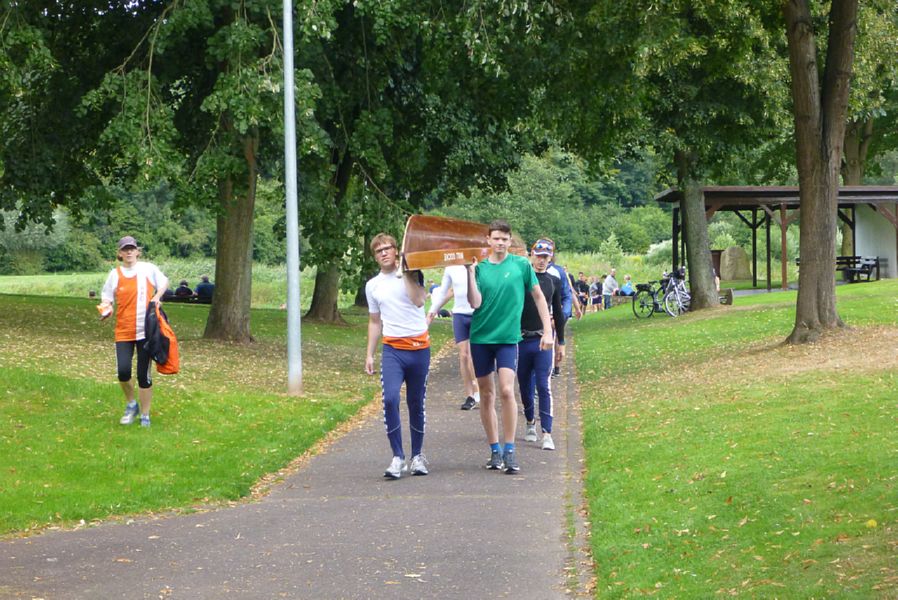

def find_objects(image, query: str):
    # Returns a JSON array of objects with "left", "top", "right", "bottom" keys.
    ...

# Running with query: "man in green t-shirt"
[{"left": 467, "top": 220, "right": 553, "bottom": 474}]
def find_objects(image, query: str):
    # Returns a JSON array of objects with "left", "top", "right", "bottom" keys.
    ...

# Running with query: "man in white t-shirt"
[
  {"left": 603, "top": 268, "right": 620, "bottom": 309},
  {"left": 365, "top": 233, "right": 431, "bottom": 479},
  {"left": 427, "top": 265, "right": 480, "bottom": 410}
]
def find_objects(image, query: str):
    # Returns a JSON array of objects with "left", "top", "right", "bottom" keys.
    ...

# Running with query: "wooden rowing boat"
[{"left": 400, "top": 215, "right": 527, "bottom": 271}]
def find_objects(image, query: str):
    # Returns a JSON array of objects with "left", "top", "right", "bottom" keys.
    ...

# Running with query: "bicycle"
[
  {"left": 632, "top": 279, "right": 665, "bottom": 318},
  {"left": 662, "top": 266, "right": 691, "bottom": 316}
]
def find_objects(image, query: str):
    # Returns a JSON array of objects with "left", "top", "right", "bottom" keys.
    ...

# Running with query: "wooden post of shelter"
[
  {"left": 780, "top": 204, "right": 788, "bottom": 290},
  {"left": 765, "top": 210, "right": 772, "bottom": 291},
  {"left": 751, "top": 208, "right": 758, "bottom": 288},
  {"left": 672, "top": 207, "right": 680, "bottom": 273}
]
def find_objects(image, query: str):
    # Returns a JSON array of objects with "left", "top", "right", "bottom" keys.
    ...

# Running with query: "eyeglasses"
[{"left": 374, "top": 245, "right": 395, "bottom": 255}]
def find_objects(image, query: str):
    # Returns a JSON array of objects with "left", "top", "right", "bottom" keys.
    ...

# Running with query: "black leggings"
[{"left": 115, "top": 341, "right": 153, "bottom": 389}]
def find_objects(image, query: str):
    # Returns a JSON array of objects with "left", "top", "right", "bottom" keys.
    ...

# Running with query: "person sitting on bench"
[
  {"left": 195, "top": 275, "right": 215, "bottom": 303},
  {"left": 174, "top": 280, "right": 194, "bottom": 299}
]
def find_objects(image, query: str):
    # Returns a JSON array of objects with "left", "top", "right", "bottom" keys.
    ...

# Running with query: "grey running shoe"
[
  {"left": 119, "top": 401, "right": 139, "bottom": 425},
  {"left": 541, "top": 432, "right": 555, "bottom": 451},
  {"left": 524, "top": 422, "right": 538, "bottom": 442},
  {"left": 139, "top": 414, "right": 151, "bottom": 428},
  {"left": 551, "top": 366, "right": 561, "bottom": 378},
  {"left": 384, "top": 456, "right": 407, "bottom": 479},
  {"left": 460, "top": 396, "right": 477, "bottom": 410},
  {"left": 503, "top": 449, "right": 520, "bottom": 474},
  {"left": 485, "top": 450, "right": 504, "bottom": 470},
  {"left": 409, "top": 454, "right": 429, "bottom": 476}
]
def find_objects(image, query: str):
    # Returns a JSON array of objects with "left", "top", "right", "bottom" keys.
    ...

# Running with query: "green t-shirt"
[{"left": 470, "top": 254, "right": 538, "bottom": 345}]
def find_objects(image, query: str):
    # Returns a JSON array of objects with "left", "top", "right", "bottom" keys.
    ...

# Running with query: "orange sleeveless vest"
[{"left": 114, "top": 266, "right": 155, "bottom": 342}]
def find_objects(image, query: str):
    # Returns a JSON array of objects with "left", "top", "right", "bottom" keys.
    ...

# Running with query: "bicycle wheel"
[
  {"left": 632, "top": 290, "right": 654, "bottom": 318},
  {"left": 664, "top": 288, "right": 688, "bottom": 316}
]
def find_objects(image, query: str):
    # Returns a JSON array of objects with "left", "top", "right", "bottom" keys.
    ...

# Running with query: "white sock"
[{"left": 473, "top": 392, "right": 481, "bottom": 403}]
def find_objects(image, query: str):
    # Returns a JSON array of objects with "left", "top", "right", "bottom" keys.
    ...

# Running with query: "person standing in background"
[{"left": 603, "top": 268, "right": 620, "bottom": 309}]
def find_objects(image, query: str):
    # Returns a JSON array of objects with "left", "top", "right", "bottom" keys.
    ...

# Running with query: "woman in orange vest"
[{"left": 99, "top": 236, "right": 169, "bottom": 427}]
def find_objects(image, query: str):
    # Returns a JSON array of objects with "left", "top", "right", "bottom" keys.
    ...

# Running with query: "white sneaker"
[
  {"left": 409, "top": 454, "right": 429, "bottom": 476},
  {"left": 541, "top": 433, "right": 555, "bottom": 451},
  {"left": 119, "top": 401, "right": 138, "bottom": 425},
  {"left": 384, "top": 456, "right": 407, "bottom": 479},
  {"left": 524, "top": 422, "right": 538, "bottom": 442}
]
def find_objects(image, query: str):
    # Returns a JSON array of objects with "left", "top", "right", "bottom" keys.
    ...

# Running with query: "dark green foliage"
[
  {"left": 43, "top": 229, "right": 104, "bottom": 272},
  {"left": 0, "top": 1, "right": 169, "bottom": 225},
  {"left": 440, "top": 147, "right": 671, "bottom": 253}
]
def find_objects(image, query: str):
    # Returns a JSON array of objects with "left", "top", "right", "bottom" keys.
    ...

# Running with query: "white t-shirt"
[
  {"left": 603, "top": 274, "right": 619, "bottom": 295},
  {"left": 429, "top": 264, "right": 473, "bottom": 315},
  {"left": 366, "top": 270, "right": 427, "bottom": 338},
  {"left": 101, "top": 262, "right": 167, "bottom": 304}
]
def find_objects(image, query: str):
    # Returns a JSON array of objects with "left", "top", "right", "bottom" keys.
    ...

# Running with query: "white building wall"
[{"left": 855, "top": 204, "right": 897, "bottom": 278}]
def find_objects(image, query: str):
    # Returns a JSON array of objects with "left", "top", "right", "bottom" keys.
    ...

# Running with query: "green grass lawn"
[
  {"left": 0, "top": 293, "right": 452, "bottom": 536},
  {"left": 570, "top": 280, "right": 898, "bottom": 598}
]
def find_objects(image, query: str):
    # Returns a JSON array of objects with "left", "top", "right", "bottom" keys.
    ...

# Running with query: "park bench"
[
  {"left": 795, "top": 255, "right": 880, "bottom": 282},
  {"left": 162, "top": 294, "right": 212, "bottom": 304},
  {"left": 844, "top": 257, "right": 880, "bottom": 282}
]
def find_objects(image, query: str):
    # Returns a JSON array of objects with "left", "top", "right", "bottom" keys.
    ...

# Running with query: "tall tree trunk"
[
  {"left": 355, "top": 233, "right": 371, "bottom": 308},
  {"left": 675, "top": 151, "right": 719, "bottom": 311},
  {"left": 305, "top": 263, "right": 346, "bottom": 323},
  {"left": 354, "top": 282, "right": 367, "bottom": 308},
  {"left": 305, "top": 150, "right": 354, "bottom": 323},
  {"left": 839, "top": 118, "right": 873, "bottom": 254},
  {"left": 204, "top": 132, "right": 259, "bottom": 342},
  {"left": 784, "top": 0, "right": 858, "bottom": 344}
]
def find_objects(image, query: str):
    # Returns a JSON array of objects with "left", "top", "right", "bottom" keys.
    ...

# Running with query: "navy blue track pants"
[
  {"left": 380, "top": 344, "right": 430, "bottom": 459},
  {"left": 516, "top": 337, "right": 553, "bottom": 433}
]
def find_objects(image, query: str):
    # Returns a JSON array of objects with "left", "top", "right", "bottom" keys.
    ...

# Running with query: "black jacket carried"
[{"left": 143, "top": 301, "right": 171, "bottom": 365}]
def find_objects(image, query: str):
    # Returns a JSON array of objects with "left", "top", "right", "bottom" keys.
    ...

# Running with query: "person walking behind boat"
[
  {"left": 427, "top": 264, "right": 480, "bottom": 410},
  {"left": 467, "top": 220, "right": 553, "bottom": 474},
  {"left": 518, "top": 240, "right": 566, "bottom": 451}
]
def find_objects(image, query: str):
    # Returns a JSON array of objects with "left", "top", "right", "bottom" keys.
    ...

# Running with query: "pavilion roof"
[{"left": 655, "top": 186, "right": 898, "bottom": 211}]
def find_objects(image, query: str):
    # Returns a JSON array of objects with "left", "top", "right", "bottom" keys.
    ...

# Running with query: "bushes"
[{"left": 44, "top": 230, "right": 104, "bottom": 272}]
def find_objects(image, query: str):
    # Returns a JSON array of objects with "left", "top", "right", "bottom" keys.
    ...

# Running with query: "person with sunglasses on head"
[
  {"left": 427, "top": 265, "right": 480, "bottom": 410},
  {"left": 467, "top": 220, "right": 553, "bottom": 474},
  {"left": 542, "top": 239, "right": 580, "bottom": 377},
  {"left": 99, "top": 236, "right": 169, "bottom": 428},
  {"left": 365, "top": 233, "right": 431, "bottom": 479},
  {"left": 518, "top": 239, "right": 566, "bottom": 451}
]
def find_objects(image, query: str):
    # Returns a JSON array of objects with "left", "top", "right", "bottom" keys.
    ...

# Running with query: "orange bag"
[{"left": 154, "top": 303, "right": 180, "bottom": 375}]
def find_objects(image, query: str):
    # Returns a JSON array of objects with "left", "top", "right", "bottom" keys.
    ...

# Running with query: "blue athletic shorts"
[
  {"left": 452, "top": 313, "right": 473, "bottom": 343},
  {"left": 470, "top": 343, "right": 518, "bottom": 378}
]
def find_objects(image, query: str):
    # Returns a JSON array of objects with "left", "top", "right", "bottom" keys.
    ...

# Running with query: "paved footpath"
[{"left": 1, "top": 342, "right": 590, "bottom": 599}]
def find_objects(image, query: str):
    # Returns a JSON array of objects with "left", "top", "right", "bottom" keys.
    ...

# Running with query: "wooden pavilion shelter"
[{"left": 655, "top": 186, "right": 898, "bottom": 290}]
